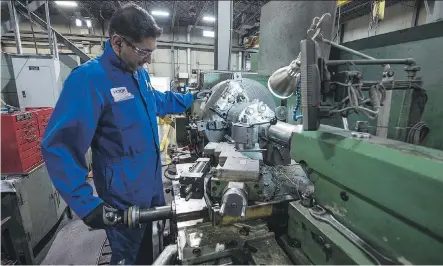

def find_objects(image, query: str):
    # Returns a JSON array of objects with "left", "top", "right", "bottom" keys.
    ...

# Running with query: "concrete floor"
[{"left": 40, "top": 124, "right": 176, "bottom": 265}]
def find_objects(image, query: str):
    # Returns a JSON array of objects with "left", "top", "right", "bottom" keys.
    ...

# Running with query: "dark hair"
[{"left": 108, "top": 3, "right": 162, "bottom": 42}]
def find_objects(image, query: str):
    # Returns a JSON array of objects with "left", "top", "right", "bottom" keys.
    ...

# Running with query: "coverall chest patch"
[{"left": 110, "top": 87, "right": 134, "bottom": 102}]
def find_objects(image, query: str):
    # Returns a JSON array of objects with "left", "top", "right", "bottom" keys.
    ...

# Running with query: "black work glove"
[{"left": 83, "top": 203, "right": 123, "bottom": 229}]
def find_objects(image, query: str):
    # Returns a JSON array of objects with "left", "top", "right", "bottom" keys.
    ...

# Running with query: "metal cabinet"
[{"left": 1, "top": 163, "right": 68, "bottom": 264}]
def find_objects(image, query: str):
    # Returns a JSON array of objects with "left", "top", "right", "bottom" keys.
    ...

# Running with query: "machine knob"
[{"left": 270, "top": 117, "right": 278, "bottom": 125}]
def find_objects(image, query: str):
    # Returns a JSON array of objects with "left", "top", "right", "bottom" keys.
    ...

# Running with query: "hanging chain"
[{"left": 368, "top": 0, "right": 381, "bottom": 36}]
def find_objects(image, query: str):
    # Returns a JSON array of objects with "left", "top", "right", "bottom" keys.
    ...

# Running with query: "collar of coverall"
[{"left": 102, "top": 39, "right": 136, "bottom": 74}]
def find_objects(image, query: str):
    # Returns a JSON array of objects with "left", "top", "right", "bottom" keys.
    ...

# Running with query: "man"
[{"left": 41, "top": 4, "right": 194, "bottom": 265}]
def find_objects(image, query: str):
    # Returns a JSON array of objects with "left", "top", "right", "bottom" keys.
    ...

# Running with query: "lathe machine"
[{"left": 103, "top": 13, "right": 443, "bottom": 265}]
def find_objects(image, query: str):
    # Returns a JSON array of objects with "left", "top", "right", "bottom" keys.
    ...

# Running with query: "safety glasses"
[{"left": 120, "top": 35, "right": 153, "bottom": 57}]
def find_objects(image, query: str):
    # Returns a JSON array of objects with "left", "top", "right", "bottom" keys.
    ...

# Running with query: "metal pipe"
[
  {"left": 44, "top": 0, "right": 53, "bottom": 56},
  {"left": 326, "top": 59, "right": 416, "bottom": 66},
  {"left": 53, "top": 31, "right": 59, "bottom": 59},
  {"left": 7, "top": 0, "right": 23, "bottom": 54},
  {"left": 359, "top": 80, "right": 422, "bottom": 91},
  {"left": 187, "top": 26, "right": 192, "bottom": 77},
  {"left": 153, "top": 244, "right": 178, "bottom": 265},
  {"left": 238, "top": 51, "right": 243, "bottom": 71},
  {"left": 26, "top": 0, "right": 39, "bottom": 54},
  {"left": 321, "top": 38, "right": 375, "bottom": 60}
]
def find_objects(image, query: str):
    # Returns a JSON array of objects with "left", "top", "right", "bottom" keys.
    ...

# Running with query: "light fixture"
[
  {"left": 75, "top": 18, "right": 82, "bottom": 27},
  {"left": 86, "top": 19, "right": 92, "bottom": 28},
  {"left": 151, "top": 10, "right": 169, "bottom": 17},
  {"left": 202, "top": 16, "right": 215, "bottom": 22},
  {"left": 267, "top": 54, "right": 301, "bottom": 99},
  {"left": 55, "top": 1, "right": 78, "bottom": 7},
  {"left": 202, "top": 30, "right": 214, "bottom": 38}
]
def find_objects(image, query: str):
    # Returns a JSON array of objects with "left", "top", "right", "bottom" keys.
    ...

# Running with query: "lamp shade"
[{"left": 267, "top": 63, "right": 300, "bottom": 99}]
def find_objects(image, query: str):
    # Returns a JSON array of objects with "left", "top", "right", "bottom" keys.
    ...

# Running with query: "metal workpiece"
[
  {"left": 219, "top": 182, "right": 248, "bottom": 218},
  {"left": 262, "top": 121, "right": 298, "bottom": 146},
  {"left": 125, "top": 205, "right": 173, "bottom": 228}
]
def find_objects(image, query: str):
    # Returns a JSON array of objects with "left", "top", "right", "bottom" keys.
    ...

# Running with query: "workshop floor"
[{"left": 40, "top": 124, "right": 175, "bottom": 265}]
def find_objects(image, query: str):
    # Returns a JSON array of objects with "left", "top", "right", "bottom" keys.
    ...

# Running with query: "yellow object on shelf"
[
  {"left": 337, "top": 0, "right": 351, "bottom": 7},
  {"left": 373, "top": 0, "right": 385, "bottom": 20},
  {"left": 160, "top": 125, "right": 171, "bottom": 152},
  {"left": 158, "top": 116, "right": 173, "bottom": 125}
]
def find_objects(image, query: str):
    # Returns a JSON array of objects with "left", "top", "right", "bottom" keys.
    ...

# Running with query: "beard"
[{"left": 127, "top": 60, "right": 145, "bottom": 71}]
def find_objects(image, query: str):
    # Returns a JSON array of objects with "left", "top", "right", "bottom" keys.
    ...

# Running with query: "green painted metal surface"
[
  {"left": 330, "top": 34, "right": 443, "bottom": 150},
  {"left": 250, "top": 53, "right": 259, "bottom": 72},
  {"left": 290, "top": 125, "right": 443, "bottom": 264},
  {"left": 201, "top": 72, "right": 234, "bottom": 90},
  {"left": 287, "top": 201, "right": 372, "bottom": 264}
]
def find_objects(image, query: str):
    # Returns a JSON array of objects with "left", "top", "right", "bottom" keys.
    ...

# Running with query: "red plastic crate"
[{"left": 1, "top": 111, "right": 43, "bottom": 174}]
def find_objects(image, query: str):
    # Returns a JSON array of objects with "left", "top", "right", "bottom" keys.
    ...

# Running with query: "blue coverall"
[{"left": 41, "top": 40, "right": 194, "bottom": 264}]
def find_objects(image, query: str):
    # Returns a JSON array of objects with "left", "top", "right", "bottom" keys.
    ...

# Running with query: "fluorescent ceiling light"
[
  {"left": 55, "top": 1, "right": 78, "bottom": 7},
  {"left": 151, "top": 10, "right": 169, "bottom": 17},
  {"left": 203, "top": 30, "right": 214, "bottom": 38},
  {"left": 86, "top": 19, "right": 92, "bottom": 28},
  {"left": 75, "top": 18, "right": 82, "bottom": 27},
  {"left": 202, "top": 16, "right": 216, "bottom": 22}
]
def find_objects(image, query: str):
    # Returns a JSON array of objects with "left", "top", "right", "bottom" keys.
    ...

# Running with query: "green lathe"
[
  {"left": 288, "top": 125, "right": 443, "bottom": 264},
  {"left": 98, "top": 13, "right": 443, "bottom": 265}
]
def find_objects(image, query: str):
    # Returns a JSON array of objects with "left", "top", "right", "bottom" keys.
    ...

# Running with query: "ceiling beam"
[
  {"left": 194, "top": 1, "right": 210, "bottom": 28},
  {"left": 1, "top": 0, "right": 46, "bottom": 35},
  {"left": 2, "top": 31, "right": 251, "bottom": 52}
]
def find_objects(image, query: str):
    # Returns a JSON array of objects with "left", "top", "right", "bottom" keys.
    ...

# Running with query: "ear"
[{"left": 110, "top": 34, "right": 122, "bottom": 52}]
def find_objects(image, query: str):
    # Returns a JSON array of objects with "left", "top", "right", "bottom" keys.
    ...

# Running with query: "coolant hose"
[{"left": 153, "top": 244, "right": 178, "bottom": 265}]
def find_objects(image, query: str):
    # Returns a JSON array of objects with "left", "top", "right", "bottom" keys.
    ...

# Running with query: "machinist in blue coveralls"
[{"left": 41, "top": 4, "right": 195, "bottom": 265}]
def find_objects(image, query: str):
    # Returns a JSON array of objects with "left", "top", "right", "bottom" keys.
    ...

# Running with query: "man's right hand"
[{"left": 83, "top": 203, "right": 124, "bottom": 229}]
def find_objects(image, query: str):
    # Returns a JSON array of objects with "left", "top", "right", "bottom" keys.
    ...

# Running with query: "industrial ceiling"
[{"left": 1, "top": 0, "right": 418, "bottom": 37}]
